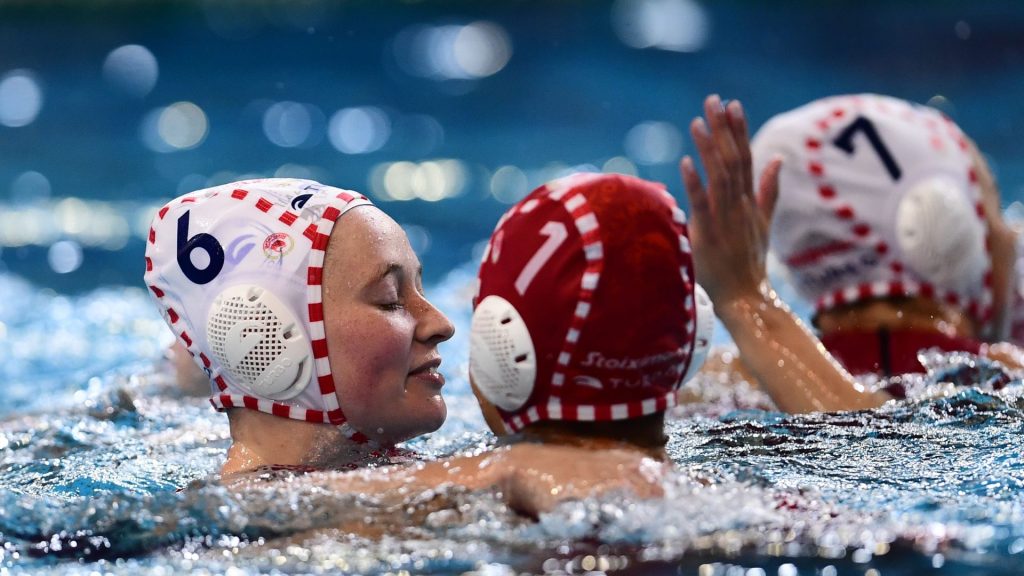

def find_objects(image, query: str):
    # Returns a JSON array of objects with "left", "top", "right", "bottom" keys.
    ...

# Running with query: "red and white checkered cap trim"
[
  {"left": 501, "top": 390, "right": 680, "bottom": 434},
  {"left": 816, "top": 279, "right": 993, "bottom": 323},
  {"left": 544, "top": 181, "right": 604, "bottom": 390},
  {"left": 145, "top": 179, "right": 374, "bottom": 441},
  {"left": 755, "top": 95, "right": 992, "bottom": 327},
  {"left": 209, "top": 394, "right": 371, "bottom": 443},
  {"left": 486, "top": 173, "right": 698, "bottom": 432},
  {"left": 664, "top": 189, "right": 700, "bottom": 385}
]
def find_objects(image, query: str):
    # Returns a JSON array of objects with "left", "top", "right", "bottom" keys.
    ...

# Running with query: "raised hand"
[
  {"left": 678, "top": 94, "right": 888, "bottom": 414},
  {"left": 680, "top": 94, "right": 782, "bottom": 305}
]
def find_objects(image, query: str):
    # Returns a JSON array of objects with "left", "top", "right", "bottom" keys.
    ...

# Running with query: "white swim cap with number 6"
[{"left": 144, "top": 178, "right": 374, "bottom": 439}]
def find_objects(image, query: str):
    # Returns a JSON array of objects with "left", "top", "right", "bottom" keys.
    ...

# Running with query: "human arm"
[
  {"left": 268, "top": 443, "right": 665, "bottom": 520},
  {"left": 679, "top": 95, "right": 888, "bottom": 413},
  {"left": 491, "top": 443, "right": 666, "bottom": 518}
]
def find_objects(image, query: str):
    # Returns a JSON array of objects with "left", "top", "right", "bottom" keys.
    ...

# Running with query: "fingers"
[
  {"left": 690, "top": 116, "right": 727, "bottom": 209},
  {"left": 703, "top": 95, "right": 745, "bottom": 197},
  {"left": 756, "top": 154, "right": 783, "bottom": 224},
  {"left": 726, "top": 100, "right": 753, "bottom": 196},
  {"left": 680, "top": 155, "right": 709, "bottom": 221}
]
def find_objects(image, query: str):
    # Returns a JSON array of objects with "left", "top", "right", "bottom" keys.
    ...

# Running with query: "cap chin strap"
[
  {"left": 681, "top": 283, "right": 714, "bottom": 384},
  {"left": 896, "top": 176, "right": 986, "bottom": 294},
  {"left": 469, "top": 295, "right": 537, "bottom": 412},
  {"left": 207, "top": 284, "right": 313, "bottom": 400}
]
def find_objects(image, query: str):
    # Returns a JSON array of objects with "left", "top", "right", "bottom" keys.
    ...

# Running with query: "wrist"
[
  {"left": 716, "top": 282, "right": 794, "bottom": 336},
  {"left": 713, "top": 282, "right": 783, "bottom": 326}
]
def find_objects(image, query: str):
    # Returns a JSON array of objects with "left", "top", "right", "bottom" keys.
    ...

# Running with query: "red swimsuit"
[{"left": 820, "top": 329, "right": 983, "bottom": 398}]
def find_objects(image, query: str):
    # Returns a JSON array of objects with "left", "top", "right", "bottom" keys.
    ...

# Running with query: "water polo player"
[
  {"left": 466, "top": 170, "right": 713, "bottom": 444},
  {"left": 299, "top": 96, "right": 888, "bottom": 517},
  {"left": 145, "top": 178, "right": 454, "bottom": 475},
  {"left": 750, "top": 94, "right": 1024, "bottom": 383}
]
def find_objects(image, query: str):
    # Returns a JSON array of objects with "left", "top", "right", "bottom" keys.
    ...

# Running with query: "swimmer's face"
[{"left": 322, "top": 207, "right": 455, "bottom": 445}]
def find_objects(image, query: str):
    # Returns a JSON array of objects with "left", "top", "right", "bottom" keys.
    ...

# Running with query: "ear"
[{"left": 469, "top": 373, "right": 510, "bottom": 436}]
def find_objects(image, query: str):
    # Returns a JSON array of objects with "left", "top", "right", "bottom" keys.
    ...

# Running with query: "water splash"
[{"left": 5, "top": 270, "right": 1024, "bottom": 574}]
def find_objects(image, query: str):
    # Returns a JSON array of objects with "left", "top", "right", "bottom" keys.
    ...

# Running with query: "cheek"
[{"left": 329, "top": 315, "right": 413, "bottom": 407}]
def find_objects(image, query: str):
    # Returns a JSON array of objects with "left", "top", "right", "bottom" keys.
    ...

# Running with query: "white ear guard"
[
  {"left": 469, "top": 294, "right": 537, "bottom": 411},
  {"left": 897, "top": 176, "right": 987, "bottom": 294},
  {"left": 682, "top": 283, "right": 714, "bottom": 384},
  {"left": 207, "top": 284, "right": 313, "bottom": 400}
]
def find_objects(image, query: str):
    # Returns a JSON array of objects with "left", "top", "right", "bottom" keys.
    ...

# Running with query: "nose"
[{"left": 414, "top": 294, "right": 455, "bottom": 345}]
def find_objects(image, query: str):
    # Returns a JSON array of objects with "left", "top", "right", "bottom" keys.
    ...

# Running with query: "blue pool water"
[
  {"left": 4, "top": 262, "right": 1024, "bottom": 575},
  {"left": 4, "top": 1, "right": 1024, "bottom": 574}
]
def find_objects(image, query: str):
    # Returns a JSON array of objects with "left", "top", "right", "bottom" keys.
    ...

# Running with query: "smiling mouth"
[{"left": 409, "top": 359, "right": 445, "bottom": 387}]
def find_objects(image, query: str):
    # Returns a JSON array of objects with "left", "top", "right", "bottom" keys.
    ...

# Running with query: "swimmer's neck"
[
  {"left": 815, "top": 297, "right": 976, "bottom": 340},
  {"left": 508, "top": 413, "right": 668, "bottom": 460},
  {"left": 221, "top": 409, "right": 381, "bottom": 477}
]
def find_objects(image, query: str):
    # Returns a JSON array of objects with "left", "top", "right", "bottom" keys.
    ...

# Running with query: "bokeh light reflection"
[
  {"left": 393, "top": 21, "right": 512, "bottom": 81},
  {"left": 0, "top": 196, "right": 160, "bottom": 252},
  {"left": 0, "top": 69, "right": 43, "bottom": 127},
  {"left": 926, "top": 94, "right": 956, "bottom": 117},
  {"left": 490, "top": 165, "right": 529, "bottom": 204},
  {"left": 453, "top": 22, "right": 513, "bottom": 78},
  {"left": 102, "top": 44, "right": 159, "bottom": 98},
  {"left": 373, "top": 159, "right": 467, "bottom": 202},
  {"left": 402, "top": 224, "right": 432, "bottom": 255},
  {"left": 47, "top": 240, "right": 83, "bottom": 274},
  {"left": 0, "top": 207, "right": 49, "bottom": 246},
  {"left": 262, "top": 101, "right": 324, "bottom": 148},
  {"left": 141, "top": 102, "right": 209, "bottom": 152},
  {"left": 602, "top": 156, "right": 640, "bottom": 176},
  {"left": 10, "top": 171, "right": 51, "bottom": 204},
  {"left": 329, "top": 106, "right": 390, "bottom": 154},
  {"left": 412, "top": 161, "right": 447, "bottom": 201},
  {"left": 382, "top": 161, "right": 417, "bottom": 201},
  {"left": 612, "top": 0, "right": 710, "bottom": 53},
  {"left": 159, "top": 102, "right": 209, "bottom": 150},
  {"left": 624, "top": 120, "right": 683, "bottom": 165}
]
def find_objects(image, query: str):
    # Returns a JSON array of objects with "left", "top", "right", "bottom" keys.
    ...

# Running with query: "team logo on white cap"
[{"left": 262, "top": 232, "right": 295, "bottom": 261}]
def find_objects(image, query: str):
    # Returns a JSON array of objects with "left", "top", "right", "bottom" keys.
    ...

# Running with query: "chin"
[
  {"left": 418, "top": 396, "right": 448, "bottom": 434},
  {"left": 374, "top": 399, "right": 447, "bottom": 445}
]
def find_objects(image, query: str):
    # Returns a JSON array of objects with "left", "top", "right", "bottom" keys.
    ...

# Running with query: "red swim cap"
[{"left": 470, "top": 173, "right": 711, "bottom": 433}]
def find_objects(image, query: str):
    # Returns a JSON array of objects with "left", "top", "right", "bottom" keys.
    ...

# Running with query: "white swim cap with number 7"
[{"left": 751, "top": 94, "right": 991, "bottom": 326}]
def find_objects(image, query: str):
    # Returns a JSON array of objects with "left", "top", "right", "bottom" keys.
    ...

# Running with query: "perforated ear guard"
[
  {"left": 207, "top": 284, "right": 313, "bottom": 400},
  {"left": 682, "top": 283, "right": 714, "bottom": 384},
  {"left": 469, "top": 294, "right": 537, "bottom": 412},
  {"left": 896, "top": 176, "right": 986, "bottom": 294}
]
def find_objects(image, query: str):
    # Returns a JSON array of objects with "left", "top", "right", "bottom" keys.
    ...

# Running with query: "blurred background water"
[
  {"left": 4, "top": 1, "right": 1024, "bottom": 575},
  {"left": 1, "top": 0, "right": 1023, "bottom": 293}
]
